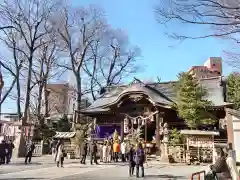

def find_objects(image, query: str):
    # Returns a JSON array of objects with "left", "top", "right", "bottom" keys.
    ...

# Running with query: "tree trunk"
[
  {"left": 37, "top": 83, "right": 44, "bottom": 125},
  {"left": 16, "top": 70, "right": 22, "bottom": 119},
  {"left": 23, "top": 54, "right": 33, "bottom": 123},
  {"left": 75, "top": 74, "right": 81, "bottom": 124},
  {"left": 43, "top": 82, "right": 49, "bottom": 117},
  {"left": 18, "top": 54, "right": 33, "bottom": 157}
]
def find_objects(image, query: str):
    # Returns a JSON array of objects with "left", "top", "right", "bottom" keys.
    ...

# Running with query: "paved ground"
[
  {"left": 0, "top": 156, "right": 208, "bottom": 179},
  {"left": 55, "top": 164, "right": 207, "bottom": 180},
  {"left": 0, "top": 155, "right": 80, "bottom": 175}
]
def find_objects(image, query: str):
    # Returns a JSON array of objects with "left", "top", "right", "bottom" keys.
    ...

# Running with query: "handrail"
[{"left": 190, "top": 170, "right": 205, "bottom": 180}]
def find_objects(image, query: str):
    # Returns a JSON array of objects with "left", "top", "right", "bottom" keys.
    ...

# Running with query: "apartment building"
[
  {"left": 43, "top": 83, "right": 90, "bottom": 125},
  {"left": 188, "top": 57, "right": 222, "bottom": 79}
]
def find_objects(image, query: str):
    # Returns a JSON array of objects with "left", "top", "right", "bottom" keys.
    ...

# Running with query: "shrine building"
[{"left": 81, "top": 76, "right": 232, "bottom": 147}]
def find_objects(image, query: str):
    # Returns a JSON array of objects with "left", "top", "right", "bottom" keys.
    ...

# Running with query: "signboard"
[{"left": 188, "top": 136, "right": 214, "bottom": 148}]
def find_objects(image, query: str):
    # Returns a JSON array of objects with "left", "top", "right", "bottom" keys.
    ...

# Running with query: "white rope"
[{"left": 122, "top": 110, "right": 159, "bottom": 122}]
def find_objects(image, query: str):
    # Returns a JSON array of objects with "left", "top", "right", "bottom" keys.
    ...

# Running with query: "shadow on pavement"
[
  {"left": 0, "top": 178, "right": 42, "bottom": 180},
  {"left": 2, "top": 162, "right": 43, "bottom": 166},
  {"left": 66, "top": 165, "right": 94, "bottom": 168},
  {"left": 146, "top": 174, "right": 186, "bottom": 179}
]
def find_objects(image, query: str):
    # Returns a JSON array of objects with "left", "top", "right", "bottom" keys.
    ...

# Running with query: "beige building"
[
  {"left": 44, "top": 83, "right": 71, "bottom": 116},
  {"left": 43, "top": 83, "right": 90, "bottom": 124},
  {"left": 188, "top": 57, "right": 222, "bottom": 79}
]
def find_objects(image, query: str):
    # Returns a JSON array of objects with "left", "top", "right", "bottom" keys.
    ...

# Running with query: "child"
[{"left": 128, "top": 144, "right": 135, "bottom": 177}]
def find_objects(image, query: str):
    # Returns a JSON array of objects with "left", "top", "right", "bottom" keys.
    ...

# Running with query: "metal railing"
[
  {"left": 190, "top": 171, "right": 205, "bottom": 180},
  {"left": 32, "top": 141, "right": 43, "bottom": 157}
]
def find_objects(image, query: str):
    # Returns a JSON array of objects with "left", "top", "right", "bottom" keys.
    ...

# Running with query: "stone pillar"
[
  {"left": 160, "top": 122, "right": 169, "bottom": 162},
  {"left": 225, "top": 108, "right": 234, "bottom": 146},
  {"left": 14, "top": 129, "right": 26, "bottom": 158}
]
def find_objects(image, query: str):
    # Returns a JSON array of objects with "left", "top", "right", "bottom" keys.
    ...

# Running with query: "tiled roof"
[{"left": 82, "top": 76, "right": 230, "bottom": 114}]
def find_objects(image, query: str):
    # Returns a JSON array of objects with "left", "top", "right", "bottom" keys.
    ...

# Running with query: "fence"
[
  {"left": 168, "top": 144, "right": 215, "bottom": 163},
  {"left": 190, "top": 171, "right": 205, "bottom": 180},
  {"left": 168, "top": 144, "right": 186, "bottom": 163},
  {"left": 32, "top": 141, "right": 43, "bottom": 157}
]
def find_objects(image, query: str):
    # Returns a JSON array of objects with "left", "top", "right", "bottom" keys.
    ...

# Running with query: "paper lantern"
[
  {"left": 138, "top": 117, "right": 142, "bottom": 125},
  {"left": 124, "top": 118, "right": 129, "bottom": 133},
  {"left": 133, "top": 118, "right": 137, "bottom": 124}
]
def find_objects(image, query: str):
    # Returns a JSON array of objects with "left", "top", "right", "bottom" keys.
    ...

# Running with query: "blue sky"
[
  {"left": 74, "top": 0, "right": 233, "bottom": 82},
  {"left": 1, "top": 0, "right": 234, "bottom": 113}
]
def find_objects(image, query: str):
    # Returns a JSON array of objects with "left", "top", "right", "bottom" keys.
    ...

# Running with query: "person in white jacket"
[
  {"left": 121, "top": 141, "right": 127, "bottom": 162},
  {"left": 102, "top": 142, "right": 107, "bottom": 163}
]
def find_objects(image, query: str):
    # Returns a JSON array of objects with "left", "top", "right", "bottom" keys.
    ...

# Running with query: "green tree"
[
  {"left": 226, "top": 73, "right": 240, "bottom": 110},
  {"left": 174, "top": 73, "right": 214, "bottom": 129},
  {"left": 169, "top": 128, "right": 183, "bottom": 146},
  {"left": 56, "top": 114, "right": 71, "bottom": 132}
]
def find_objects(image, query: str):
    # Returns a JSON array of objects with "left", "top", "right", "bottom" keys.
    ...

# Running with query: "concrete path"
[{"left": 0, "top": 157, "right": 208, "bottom": 180}]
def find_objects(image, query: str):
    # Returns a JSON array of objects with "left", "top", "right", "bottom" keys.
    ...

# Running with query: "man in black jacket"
[
  {"left": 7, "top": 140, "right": 14, "bottom": 163},
  {"left": 89, "top": 141, "right": 98, "bottom": 165},
  {"left": 80, "top": 142, "right": 88, "bottom": 164},
  {"left": 0, "top": 140, "right": 7, "bottom": 164},
  {"left": 25, "top": 141, "right": 35, "bottom": 164}
]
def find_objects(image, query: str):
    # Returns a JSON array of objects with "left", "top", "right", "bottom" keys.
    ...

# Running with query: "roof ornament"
[{"left": 129, "top": 77, "right": 145, "bottom": 87}]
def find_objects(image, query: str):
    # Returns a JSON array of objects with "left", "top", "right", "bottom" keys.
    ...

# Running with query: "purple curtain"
[{"left": 96, "top": 125, "right": 120, "bottom": 138}]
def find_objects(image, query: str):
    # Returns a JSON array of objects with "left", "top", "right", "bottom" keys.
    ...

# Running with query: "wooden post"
[
  {"left": 155, "top": 113, "right": 160, "bottom": 155},
  {"left": 145, "top": 121, "right": 147, "bottom": 143},
  {"left": 120, "top": 118, "right": 124, "bottom": 141}
]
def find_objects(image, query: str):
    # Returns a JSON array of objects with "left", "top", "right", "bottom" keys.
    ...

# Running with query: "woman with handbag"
[{"left": 56, "top": 140, "right": 64, "bottom": 168}]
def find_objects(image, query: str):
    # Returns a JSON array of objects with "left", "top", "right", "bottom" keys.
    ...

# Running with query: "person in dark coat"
[
  {"left": 54, "top": 140, "right": 61, "bottom": 162},
  {"left": 7, "top": 140, "right": 14, "bottom": 163},
  {"left": 89, "top": 141, "right": 98, "bottom": 165},
  {"left": 80, "top": 142, "right": 88, "bottom": 164},
  {"left": 0, "top": 140, "right": 7, "bottom": 165},
  {"left": 210, "top": 148, "right": 231, "bottom": 180},
  {"left": 128, "top": 144, "right": 135, "bottom": 177},
  {"left": 25, "top": 141, "right": 35, "bottom": 164},
  {"left": 134, "top": 142, "right": 145, "bottom": 178},
  {"left": 0, "top": 141, "right": 4, "bottom": 165}
]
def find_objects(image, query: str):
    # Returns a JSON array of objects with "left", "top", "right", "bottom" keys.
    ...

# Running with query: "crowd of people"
[
  {"left": 52, "top": 139, "right": 146, "bottom": 178},
  {"left": 0, "top": 139, "right": 35, "bottom": 165},
  {"left": 0, "top": 140, "right": 14, "bottom": 165}
]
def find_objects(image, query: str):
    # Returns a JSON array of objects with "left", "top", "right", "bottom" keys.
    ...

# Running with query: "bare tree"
[
  {"left": 0, "top": 0, "right": 61, "bottom": 124},
  {"left": 83, "top": 28, "right": 141, "bottom": 100},
  {"left": 53, "top": 5, "right": 107, "bottom": 123},
  {"left": 155, "top": 0, "right": 240, "bottom": 41},
  {"left": 0, "top": 29, "right": 26, "bottom": 117},
  {"left": 30, "top": 37, "right": 63, "bottom": 127}
]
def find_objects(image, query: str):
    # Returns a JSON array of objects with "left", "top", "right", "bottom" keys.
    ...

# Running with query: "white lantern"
[
  {"left": 124, "top": 118, "right": 129, "bottom": 133},
  {"left": 133, "top": 118, "right": 137, "bottom": 124},
  {"left": 138, "top": 117, "right": 142, "bottom": 125}
]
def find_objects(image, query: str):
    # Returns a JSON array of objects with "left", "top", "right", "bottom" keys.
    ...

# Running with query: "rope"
[{"left": 122, "top": 110, "right": 159, "bottom": 122}]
